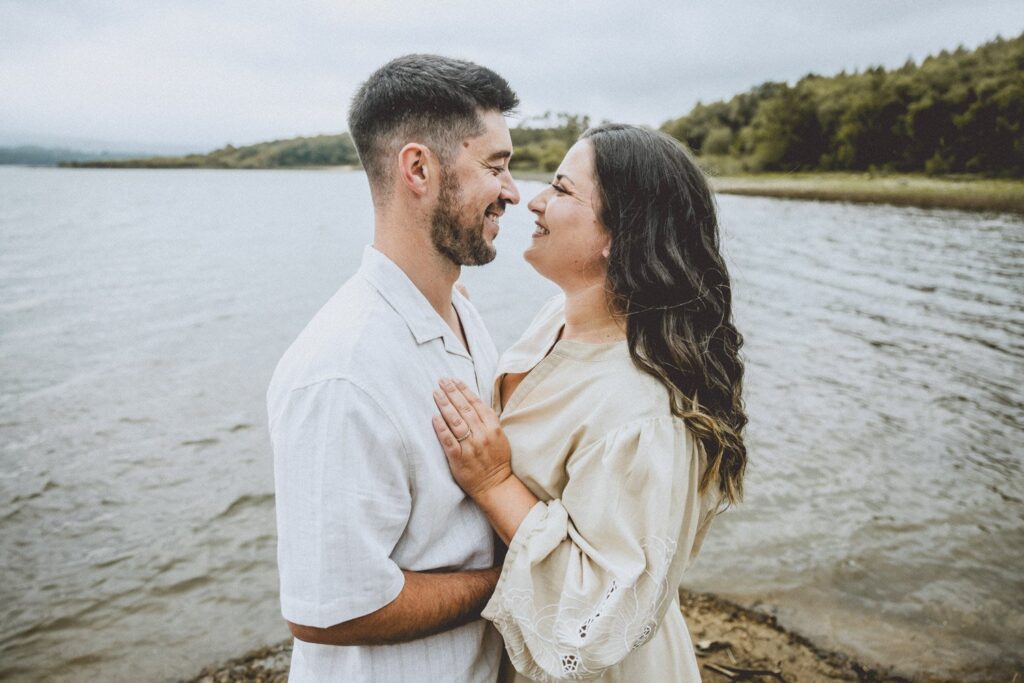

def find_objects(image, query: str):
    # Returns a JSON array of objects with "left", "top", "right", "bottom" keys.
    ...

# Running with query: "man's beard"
[{"left": 430, "top": 168, "right": 497, "bottom": 267}]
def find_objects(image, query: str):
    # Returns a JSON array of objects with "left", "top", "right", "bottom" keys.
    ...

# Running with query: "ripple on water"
[{"left": 1, "top": 172, "right": 1022, "bottom": 681}]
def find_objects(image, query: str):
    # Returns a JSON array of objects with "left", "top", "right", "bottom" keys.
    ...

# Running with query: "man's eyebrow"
[{"left": 485, "top": 150, "right": 512, "bottom": 163}]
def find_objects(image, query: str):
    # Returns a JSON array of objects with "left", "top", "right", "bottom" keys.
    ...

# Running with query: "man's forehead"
[{"left": 463, "top": 110, "right": 513, "bottom": 157}]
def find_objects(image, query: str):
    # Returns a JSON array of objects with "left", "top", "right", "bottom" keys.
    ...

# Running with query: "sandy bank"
[
  {"left": 185, "top": 590, "right": 949, "bottom": 683},
  {"left": 708, "top": 174, "right": 1024, "bottom": 215}
]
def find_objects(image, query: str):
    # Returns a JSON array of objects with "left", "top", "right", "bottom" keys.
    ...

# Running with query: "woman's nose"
[{"left": 527, "top": 189, "right": 547, "bottom": 215}]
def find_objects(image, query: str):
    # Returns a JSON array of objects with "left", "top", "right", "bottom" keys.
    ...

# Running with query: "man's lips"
[{"left": 485, "top": 204, "right": 504, "bottom": 221}]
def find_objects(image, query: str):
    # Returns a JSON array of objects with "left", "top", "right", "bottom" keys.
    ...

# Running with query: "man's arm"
[{"left": 287, "top": 567, "right": 500, "bottom": 646}]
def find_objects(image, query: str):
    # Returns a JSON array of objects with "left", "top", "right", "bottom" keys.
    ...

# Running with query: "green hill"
[
  {"left": 61, "top": 133, "right": 359, "bottom": 169},
  {"left": 661, "top": 32, "right": 1024, "bottom": 176},
  {"left": 1, "top": 145, "right": 149, "bottom": 166}
]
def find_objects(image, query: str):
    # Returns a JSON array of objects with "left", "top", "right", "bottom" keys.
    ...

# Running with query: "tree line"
[
  {"left": 60, "top": 134, "right": 360, "bottom": 169},
  {"left": 57, "top": 33, "right": 1021, "bottom": 176},
  {"left": 661, "top": 32, "right": 1023, "bottom": 176}
]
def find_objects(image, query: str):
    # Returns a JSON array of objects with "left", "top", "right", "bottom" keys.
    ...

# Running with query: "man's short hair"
[{"left": 348, "top": 54, "right": 519, "bottom": 199}]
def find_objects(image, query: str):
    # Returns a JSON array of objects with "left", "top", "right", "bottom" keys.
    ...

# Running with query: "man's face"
[{"left": 431, "top": 110, "right": 520, "bottom": 266}]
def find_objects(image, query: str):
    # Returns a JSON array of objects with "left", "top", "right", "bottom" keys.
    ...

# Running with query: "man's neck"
[{"left": 372, "top": 219, "right": 459, "bottom": 322}]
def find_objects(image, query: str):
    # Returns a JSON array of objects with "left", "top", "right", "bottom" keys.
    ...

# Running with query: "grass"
[{"left": 708, "top": 172, "right": 1024, "bottom": 215}]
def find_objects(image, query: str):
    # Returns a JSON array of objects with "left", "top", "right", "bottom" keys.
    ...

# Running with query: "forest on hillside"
[{"left": 661, "top": 32, "right": 1023, "bottom": 176}]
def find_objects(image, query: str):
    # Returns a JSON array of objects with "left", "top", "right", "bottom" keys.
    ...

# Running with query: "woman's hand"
[{"left": 432, "top": 377, "right": 512, "bottom": 500}]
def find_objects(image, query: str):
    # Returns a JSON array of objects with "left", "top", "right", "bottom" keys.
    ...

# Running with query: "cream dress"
[{"left": 480, "top": 296, "right": 720, "bottom": 682}]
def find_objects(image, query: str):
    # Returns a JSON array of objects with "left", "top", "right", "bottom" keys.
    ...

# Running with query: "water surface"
[{"left": 0, "top": 167, "right": 1021, "bottom": 681}]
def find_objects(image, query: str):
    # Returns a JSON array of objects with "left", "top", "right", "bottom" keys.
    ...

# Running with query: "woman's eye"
[{"left": 550, "top": 183, "right": 567, "bottom": 194}]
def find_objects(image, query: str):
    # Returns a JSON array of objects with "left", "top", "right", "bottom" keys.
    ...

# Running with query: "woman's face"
[{"left": 524, "top": 140, "right": 610, "bottom": 289}]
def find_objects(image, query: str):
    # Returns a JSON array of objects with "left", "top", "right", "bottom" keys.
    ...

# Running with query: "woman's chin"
[{"left": 521, "top": 249, "right": 558, "bottom": 283}]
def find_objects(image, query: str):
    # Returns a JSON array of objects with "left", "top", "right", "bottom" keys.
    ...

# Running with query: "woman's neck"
[{"left": 561, "top": 282, "right": 626, "bottom": 344}]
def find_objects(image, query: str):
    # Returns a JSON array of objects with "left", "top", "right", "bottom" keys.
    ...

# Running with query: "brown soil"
[{"left": 186, "top": 590, "right": 968, "bottom": 682}]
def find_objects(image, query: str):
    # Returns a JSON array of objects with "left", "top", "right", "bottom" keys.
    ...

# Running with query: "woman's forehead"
[{"left": 557, "top": 140, "right": 595, "bottom": 184}]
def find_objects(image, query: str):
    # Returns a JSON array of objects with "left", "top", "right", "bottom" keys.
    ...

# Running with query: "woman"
[{"left": 432, "top": 124, "right": 747, "bottom": 681}]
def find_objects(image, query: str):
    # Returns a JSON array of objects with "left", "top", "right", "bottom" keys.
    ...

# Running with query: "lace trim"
[{"left": 490, "top": 536, "right": 677, "bottom": 681}]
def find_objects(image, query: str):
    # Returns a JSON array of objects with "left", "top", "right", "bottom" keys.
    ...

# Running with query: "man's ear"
[{"left": 398, "top": 143, "right": 432, "bottom": 196}]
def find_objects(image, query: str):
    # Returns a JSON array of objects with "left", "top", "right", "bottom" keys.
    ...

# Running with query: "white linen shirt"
[{"left": 267, "top": 245, "right": 502, "bottom": 683}]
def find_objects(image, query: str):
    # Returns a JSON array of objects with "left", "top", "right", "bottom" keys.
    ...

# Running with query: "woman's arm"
[
  {"left": 431, "top": 378, "right": 538, "bottom": 544},
  {"left": 433, "top": 379, "right": 705, "bottom": 680}
]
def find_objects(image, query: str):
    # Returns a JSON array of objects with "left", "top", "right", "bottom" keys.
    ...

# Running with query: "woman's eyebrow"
[{"left": 555, "top": 173, "right": 575, "bottom": 186}]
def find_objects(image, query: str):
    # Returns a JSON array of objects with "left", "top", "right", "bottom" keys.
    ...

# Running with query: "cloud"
[{"left": 0, "top": 0, "right": 1020, "bottom": 149}]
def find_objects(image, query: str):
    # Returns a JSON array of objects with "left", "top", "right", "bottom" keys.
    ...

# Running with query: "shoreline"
[
  {"left": 186, "top": 590, "right": 954, "bottom": 683},
  {"left": 520, "top": 170, "right": 1024, "bottom": 215},
  {"left": 707, "top": 173, "right": 1024, "bottom": 215},
  {"left": 517, "top": 170, "right": 1024, "bottom": 215},
  {"left": 22, "top": 164, "right": 1024, "bottom": 215}
]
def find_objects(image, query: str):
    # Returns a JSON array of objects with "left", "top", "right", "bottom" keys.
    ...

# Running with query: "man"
[{"left": 267, "top": 54, "right": 520, "bottom": 682}]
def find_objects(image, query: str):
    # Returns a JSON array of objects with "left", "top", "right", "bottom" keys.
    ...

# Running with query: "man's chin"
[{"left": 464, "top": 246, "right": 497, "bottom": 266}]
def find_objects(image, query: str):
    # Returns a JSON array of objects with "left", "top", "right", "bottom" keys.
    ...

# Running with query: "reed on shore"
[{"left": 707, "top": 173, "right": 1024, "bottom": 215}]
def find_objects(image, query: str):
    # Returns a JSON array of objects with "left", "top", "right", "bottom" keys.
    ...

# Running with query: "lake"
[{"left": 0, "top": 166, "right": 1021, "bottom": 681}]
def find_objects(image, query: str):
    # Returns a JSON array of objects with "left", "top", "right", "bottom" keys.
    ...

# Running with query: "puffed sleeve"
[
  {"left": 481, "top": 416, "right": 708, "bottom": 681},
  {"left": 271, "top": 377, "right": 410, "bottom": 628}
]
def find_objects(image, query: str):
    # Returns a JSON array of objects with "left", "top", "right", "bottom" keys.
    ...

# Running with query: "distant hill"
[
  {"left": 55, "top": 32, "right": 1022, "bottom": 177},
  {"left": 0, "top": 145, "right": 151, "bottom": 166},
  {"left": 61, "top": 134, "right": 360, "bottom": 169}
]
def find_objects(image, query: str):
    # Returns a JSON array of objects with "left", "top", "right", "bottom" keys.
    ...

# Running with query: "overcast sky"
[{"left": 1, "top": 0, "right": 1021, "bottom": 152}]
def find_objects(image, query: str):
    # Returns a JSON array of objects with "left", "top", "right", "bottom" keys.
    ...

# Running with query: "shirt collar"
[{"left": 359, "top": 245, "right": 471, "bottom": 358}]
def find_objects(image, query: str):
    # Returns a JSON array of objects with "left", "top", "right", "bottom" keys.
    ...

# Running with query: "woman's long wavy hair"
[{"left": 582, "top": 124, "right": 747, "bottom": 504}]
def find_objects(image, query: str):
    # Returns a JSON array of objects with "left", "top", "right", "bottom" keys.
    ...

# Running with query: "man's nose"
[{"left": 500, "top": 176, "right": 521, "bottom": 205}]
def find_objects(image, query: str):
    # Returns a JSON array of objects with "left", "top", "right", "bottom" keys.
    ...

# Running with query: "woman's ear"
[{"left": 398, "top": 143, "right": 432, "bottom": 196}]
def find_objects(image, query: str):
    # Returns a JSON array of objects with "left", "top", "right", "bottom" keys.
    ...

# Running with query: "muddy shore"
[{"left": 186, "top": 590, "right": 962, "bottom": 683}]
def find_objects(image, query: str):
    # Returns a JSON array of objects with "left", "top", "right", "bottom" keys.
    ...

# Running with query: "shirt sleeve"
[
  {"left": 271, "top": 377, "right": 411, "bottom": 628},
  {"left": 481, "top": 416, "right": 710, "bottom": 680}
]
